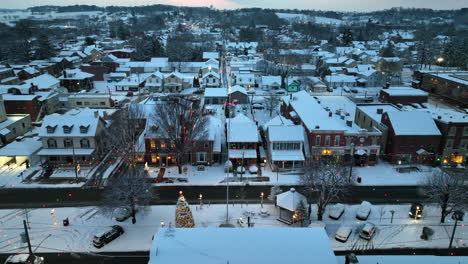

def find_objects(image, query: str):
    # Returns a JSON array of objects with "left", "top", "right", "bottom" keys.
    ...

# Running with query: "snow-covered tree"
[
  {"left": 264, "top": 94, "right": 280, "bottom": 117},
  {"left": 101, "top": 168, "right": 154, "bottom": 224},
  {"left": 175, "top": 194, "right": 195, "bottom": 227},
  {"left": 268, "top": 184, "right": 282, "bottom": 202},
  {"left": 300, "top": 161, "right": 352, "bottom": 221},
  {"left": 424, "top": 170, "right": 467, "bottom": 223}
]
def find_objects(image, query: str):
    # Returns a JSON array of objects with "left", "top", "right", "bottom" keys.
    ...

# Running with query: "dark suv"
[{"left": 93, "top": 225, "right": 124, "bottom": 248}]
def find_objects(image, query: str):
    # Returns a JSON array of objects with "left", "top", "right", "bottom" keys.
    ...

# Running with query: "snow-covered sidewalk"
[{"left": 0, "top": 203, "right": 466, "bottom": 254}]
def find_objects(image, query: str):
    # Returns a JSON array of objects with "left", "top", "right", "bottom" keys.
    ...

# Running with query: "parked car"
[
  {"left": 335, "top": 226, "right": 353, "bottom": 242},
  {"left": 113, "top": 207, "right": 132, "bottom": 222},
  {"left": 275, "top": 90, "right": 286, "bottom": 95},
  {"left": 342, "top": 87, "right": 351, "bottom": 93},
  {"left": 329, "top": 203, "right": 345, "bottom": 220},
  {"left": 252, "top": 103, "right": 264, "bottom": 109},
  {"left": 126, "top": 91, "right": 134, "bottom": 97},
  {"left": 359, "top": 222, "right": 377, "bottom": 240},
  {"left": 409, "top": 203, "right": 423, "bottom": 219},
  {"left": 93, "top": 225, "right": 124, "bottom": 248},
  {"left": 356, "top": 201, "right": 372, "bottom": 220},
  {"left": 4, "top": 254, "right": 44, "bottom": 264},
  {"left": 350, "top": 88, "right": 358, "bottom": 93}
]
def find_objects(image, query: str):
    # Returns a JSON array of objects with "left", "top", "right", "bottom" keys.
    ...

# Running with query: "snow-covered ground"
[
  {"left": 0, "top": 203, "right": 466, "bottom": 254},
  {"left": 149, "top": 164, "right": 300, "bottom": 186},
  {"left": 353, "top": 162, "right": 434, "bottom": 186}
]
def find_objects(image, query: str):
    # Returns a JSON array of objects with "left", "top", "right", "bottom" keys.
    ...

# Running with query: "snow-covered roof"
[
  {"left": 202, "top": 52, "right": 219, "bottom": 60},
  {"left": 357, "top": 104, "right": 400, "bottom": 123},
  {"left": 261, "top": 76, "right": 281, "bottom": 86},
  {"left": 263, "top": 115, "right": 294, "bottom": 130},
  {"left": 204, "top": 88, "right": 227, "bottom": 97},
  {"left": 382, "top": 87, "right": 428, "bottom": 97},
  {"left": 268, "top": 125, "right": 304, "bottom": 142},
  {"left": 149, "top": 227, "right": 336, "bottom": 264},
  {"left": 324, "top": 74, "right": 356, "bottom": 83},
  {"left": 202, "top": 71, "right": 220, "bottom": 79},
  {"left": 39, "top": 108, "right": 103, "bottom": 137},
  {"left": 276, "top": 188, "right": 307, "bottom": 211},
  {"left": 59, "top": 69, "right": 94, "bottom": 80},
  {"left": 229, "top": 85, "right": 247, "bottom": 95},
  {"left": 0, "top": 137, "right": 42, "bottom": 156},
  {"left": 229, "top": 149, "right": 257, "bottom": 159},
  {"left": 271, "top": 150, "right": 305, "bottom": 161},
  {"left": 227, "top": 113, "right": 258, "bottom": 143},
  {"left": 23, "top": 74, "right": 59, "bottom": 90},
  {"left": 386, "top": 111, "right": 441, "bottom": 136}
]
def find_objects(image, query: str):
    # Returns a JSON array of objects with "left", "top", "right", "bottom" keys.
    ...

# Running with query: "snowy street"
[{"left": 0, "top": 203, "right": 467, "bottom": 254}]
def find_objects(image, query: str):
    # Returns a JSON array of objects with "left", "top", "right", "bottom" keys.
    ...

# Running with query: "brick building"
[
  {"left": 413, "top": 71, "right": 468, "bottom": 106},
  {"left": 379, "top": 86, "right": 428, "bottom": 105},
  {"left": 381, "top": 111, "right": 441, "bottom": 164}
]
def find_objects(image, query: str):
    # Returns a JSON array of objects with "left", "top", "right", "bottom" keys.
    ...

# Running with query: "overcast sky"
[{"left": 0, "top": 0, "right": 466, "bottom": 11}]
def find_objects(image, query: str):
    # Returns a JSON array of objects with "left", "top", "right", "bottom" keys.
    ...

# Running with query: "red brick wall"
[{"left": 3, "top": 98, "right": 41, "bottom": 121}]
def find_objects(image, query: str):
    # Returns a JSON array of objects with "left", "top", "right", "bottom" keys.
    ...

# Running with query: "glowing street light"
[
  {"left": 198, "top": 194, "right": 203, "bottom": 208},
  {"left": 437, "top": 57, "right": 444, "bottom": 63},
  {"left": 260, "top": 192, "right": 264, "bottom": 208}
]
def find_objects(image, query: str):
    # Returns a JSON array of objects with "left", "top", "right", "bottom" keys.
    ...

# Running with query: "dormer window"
[
  {"left": 63, "top": 125, "right": 73, "bottom": 134},
  {"left": 80, "top": 125, "right": 89, "bottom": 134},
  {"left": 46, "top": 125, "right": 57, "bottom": 134}
]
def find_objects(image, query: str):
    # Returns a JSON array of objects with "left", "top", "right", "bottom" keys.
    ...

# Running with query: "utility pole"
[
  {"left": 23, "top": 220, "right": 34, "bottom": 261},
  {"left": 349, "top": 143, "right": 355, "bottom": 181},
  {"left": 72, "top": 140, "right": 78, "bottom": 180},
  {"left": 240, "top": 152, "right": 244, "bottom": 182}
]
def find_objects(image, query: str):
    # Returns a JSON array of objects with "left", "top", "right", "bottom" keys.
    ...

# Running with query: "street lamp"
[
  {"left": 260, "top": 192, "right": 264, "bottom": 208},
  {"left": 198, "top": 194, "right": 203, "bottom": 208},
  {"left": 224, "top": 160, "right": 233, "bottom": 224},
  {"left": 449, "top": 210, "right": 464, "bottom": 249},
  {"left": 160, "top": 221, "right": 165, "bottom": 227}
]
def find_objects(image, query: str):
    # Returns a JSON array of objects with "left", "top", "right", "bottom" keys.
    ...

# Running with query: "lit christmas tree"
[{"left": 175, "top": 194, "right": 195, "bottom": 228}]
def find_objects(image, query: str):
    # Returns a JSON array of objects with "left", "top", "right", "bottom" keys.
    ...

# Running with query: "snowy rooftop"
[
  {"left": 22, "top": 74, "right": 59, "bottom": 90},
  {"left": 227, "top": 113, "right": 258, "bottom": 143},
  {"left": 149, "top": 228, "right": 336, "bottom": 264},
  {"left": 324, "top": 74, "right": 356, "bottom": 83},
  {"left": 262, "top": 115, "right": 294, "bottom": 130},
  {"left": 59, "top": 69, "right": 94, "bottom": 80},
  {"left": 0, "top": 137, "right": 42, "bottom": 156},
  {"left": 39, "top": 108, "right": 103, "bottom": 137},
  {"left": 385, "top": 111, "right": 441, "bottom": 136},
  {"left": 357, "top": 104, "right": 401, "bottom": 123},
  {"left": 261, "top": 76, "right": 281, "bottom": 86},
  {"left": 204, "top": 88, "right": 227, "bottom": 97},
  {"left": 381, "top": 87, "right": 428, "bottom": 97},
  {"left": 268, "top": 125, "right": 304, "bottom": 142}
]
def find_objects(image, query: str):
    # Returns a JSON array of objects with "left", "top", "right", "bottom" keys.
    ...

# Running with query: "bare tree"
[
  {"left": 99, "top": 105, "right": 154, "bottom": 224},
  {"left": 264, "top": 94, "right": 280, "bottom": 117},
  {"left": 300, "top": 161, "right": 352, "bottom": 221},
  {"left": 151, "top": 98, "right": 208, "bottom": 174},
  {"left": 424, "top": 170, "right": 467, "bottom": 223},
  {"left": 101, "top": 167, "right": 154, "bottom": 224},
  {"left": 103, "top": 105, "right": 147, "bottom": 165}
]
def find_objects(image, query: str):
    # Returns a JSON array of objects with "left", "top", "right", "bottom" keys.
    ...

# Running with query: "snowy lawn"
[
  {"left": 0, "top": 203, "right": 467, "bottom": 254},
  {"left": 149, "top": 164, "right": 301, "bottom": 186},
  {"left": 353, "top": 162, "right": 434, "bottom": 186}
]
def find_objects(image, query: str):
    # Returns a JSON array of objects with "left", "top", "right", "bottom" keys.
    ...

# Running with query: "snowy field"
[
  {"left": 149, "top": 164, "right": 300, "bottom": 186},
  {"left": 0, "top": 203, "right": 467, "bottom": 254},
  {"left": 353, "top": 162, "right": 434, "bottom": 186}
]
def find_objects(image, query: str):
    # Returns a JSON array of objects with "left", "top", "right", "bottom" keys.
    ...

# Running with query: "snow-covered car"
[
  {"left": 350, "top": 88, "right": 358, "bottom": 93},
  {"left": 247, "top": 90, "right": 256, "bottom": 95},
  {"left": 342, "top": 87, "right": 351, "bottom": 93},
  {"left": 356, "top": 201, "right": 372, "bottom": 220},
  {"left": 329, "top": 203, "right": 345, "bottom": 220},
  {"left": 252, "top": 103, "right": 264, "bottom": 109},
  {"left": 359, "top": 222, "right": 377, "bottom": 240},
  {"left": 4, "top": 254, "right": 44, "bottom": 264},
  {"left": 335, "top": 226, "right": 352, "bottom": 242},
  {"left": 93, "top": 225, "right": 124, "bottom": 248},
  {"left": 113, "top": 207, "right": 132, "bottom": 222},
  {"left": 249, "top": 165, "right": 258, "bottom": 174}
]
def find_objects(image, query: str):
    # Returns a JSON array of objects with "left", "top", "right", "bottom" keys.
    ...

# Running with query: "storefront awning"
[{"left": 38, "top": 148, "right": 95, "bottom": 156}]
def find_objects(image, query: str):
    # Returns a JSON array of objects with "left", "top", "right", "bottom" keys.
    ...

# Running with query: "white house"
[
  {"left": 267, "top": 125, "right": 305, "bottom": 170},
  {"left": 261, "top": 75, "right": 282, "bottom": 90},
  {"left": 200, "top": 71, "right": 221, "bottom": 88},
  {"left": 324, "top": 74, "right": 357, "bottom": 88},
  {"left": 234, "top": 72, "right": 255, "bottom": 89}
]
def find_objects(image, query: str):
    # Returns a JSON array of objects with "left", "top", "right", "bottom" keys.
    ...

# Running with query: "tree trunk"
[
  {"left": 131, "top": 200, "right": 137, "bottom": 224},
  {"left": 317, "top": 206, "right": 324, "bottom": 221},
  {"left": 441, "top": 206, "right": 447, "bottom": 224}
]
